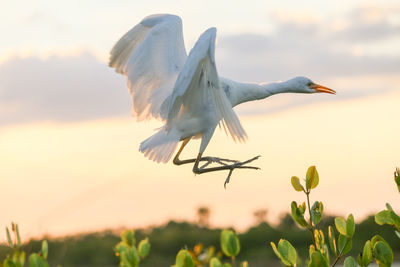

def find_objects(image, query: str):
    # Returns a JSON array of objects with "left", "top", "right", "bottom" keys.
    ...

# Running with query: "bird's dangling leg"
[
  {"left": 173, "top": 138, "right": 239, "bottom": 167},
  {"left": 192, "top": 153, "right": 261, "bottom": 187}
]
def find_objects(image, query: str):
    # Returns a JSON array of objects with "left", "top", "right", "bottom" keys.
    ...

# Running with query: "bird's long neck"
[{"left": 221, "top": 78, "right": 294, "bottom": 107}]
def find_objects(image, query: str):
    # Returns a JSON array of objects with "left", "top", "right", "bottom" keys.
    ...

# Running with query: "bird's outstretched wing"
[
  {"left": 166, "top": 28, "right": 247, "bottom": 142},
  {"left": 109, "top": 14, "right": 187, "bottom": 121}
]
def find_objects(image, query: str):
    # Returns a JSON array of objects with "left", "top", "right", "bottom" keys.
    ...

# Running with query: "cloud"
[
  {"left": 332, "top": 5, "right": 400, "bottom": 43},
  {"left": 217, "top": 31, "right": 400, "bottom": 81},
  {"left": 1, "top": 5, "right": 399, "bottom": 127},
  {"left": 215, "top": 7, "right": 400, "bottom": 115},
  {"left": 0, "top": 53, "right": 130, "bottom": 126},
  {"left": 216, "top": 5, "right": 400, "bottom": 81}
]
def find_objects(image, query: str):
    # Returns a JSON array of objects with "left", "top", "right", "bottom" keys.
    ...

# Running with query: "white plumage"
[{"left": 109, "top": 14, "right": 335, "bottom": 182}]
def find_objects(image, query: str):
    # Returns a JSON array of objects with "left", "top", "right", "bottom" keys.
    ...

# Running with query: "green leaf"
[
  {"left": 308, "top": 251, "right": 329, "bottom": 267},
  {"left": 299, "top": 202, "right": 306, "bottom": 214},
  {"left": 375, "top": 210, "right": 395, "bottom": 225},
  {"left": 120, "top": 246, "right": 140, "bottom": 267},
  {"left": 375, "top": 207, "right": 400, "bottom": 229},
  {"left": 270, "top": 242, "right": 284, "bottom": 265},
  {"left": 291, "top": 176, "right": 304, "bottom": 192},
  {"left": 310, "top": 202, "right": 323, "bottom": 226},
  {"left": 209, "top": 257, "right": 223, "bottom": 267},
  {"left": 272, "top": 239, "right": 297, "bottom": 266},
  {"left": 121, "top": 230, "right": 135, "bottom": 246},
  {"left": 3, "top": 259, "right": 17, "bottom": 267},
  {"left": 306, "top": 166, "right": 319, "bottom": 190},
  {"left": 207, "top": 246, "right": 216, "bottom": 259},
  {"left": 138, "top": 238, "right": 150, "bottom": 259},
  {"left": 17, "top": 251, "right": 26, "bottom": 267},
  {"left": 346, "top": 214, "right": 355, "bottom": 237},
  {"left": 220, "top": 230, "right": 240, "bottom": 257},
  {"left": 343, "top": 256, "right": 356, "bottom": 267},
  {"left": 6, "top": 227, "right": 13, "bottom": 247},
  {"left": 370, "top": 235, "right": 389, "bottom": 248},
  {"left": 222, "top": 264, "right": 232, "bottom": 267},
  {"left": 373, "top": 241, "right": 393, "bottom": 267},
  {"left": 115, "top": 242, "right": 128, "bottom": 255},
  {"left": 174, "top": 249, "right": 194, "bottom": 267},
  {"left": 28, "top": 254, "right": 49, "bottom": 267},
  {"left": 395, "top": 168, "right": 400, "bottom": 192},
  {"left": 271, "top": 240, "right": 297, "bottom": 266},
  {"left": 386, "top": 203, "right": 394, "bottom": 211},
  {"left": 41, "top": 240, "right": 48, "bottom": 260},
  {"left": 328, "top": 226, "right": 337, "bottom": 256},
  {"left": 357, "top": 240, "right": 372, "bottom": 267},
  {"left": 338, "top": 234, "right": 352, "bottom": 255},
  {"left": 15, "top": 224, "right": 21, "bottom": 247},
  {"left": 335, "top": 217, "right": 347, "bottom": 236},
  {"left": 291, "top": 201, "right": 308, "bottom": 227}
]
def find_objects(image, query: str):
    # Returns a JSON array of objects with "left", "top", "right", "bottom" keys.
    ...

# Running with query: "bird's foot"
[
  {"left": 224, "top": 155, "right": 261, "bottom": 189},
  {"left": 199, "top": 156, "right": 238, "bottom": 169}
]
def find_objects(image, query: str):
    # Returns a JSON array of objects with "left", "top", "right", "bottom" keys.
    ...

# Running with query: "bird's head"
[{"left": 286, "top": 76, "right": 336, "bottom": 94}]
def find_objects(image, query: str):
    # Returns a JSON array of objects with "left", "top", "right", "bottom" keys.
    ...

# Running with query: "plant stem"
[
  {"left": 305, "top": 191, "right": 316, "bottom": 246},
  {"left": 232, "top": 256, "right": 235, "bottom": 266},
  {"left": 331, "top": 238, "right": 350, "bottom": 267}
]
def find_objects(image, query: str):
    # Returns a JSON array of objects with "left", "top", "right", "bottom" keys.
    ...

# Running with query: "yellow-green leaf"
[
  {"left": 309, "top": 251, "right": 329, "bottom": 267},
  {"left": 278, "top": 239, "right": 297, "bottom": 266},
  {"left": 28, "top": 254, "right": 49, "bottom": 267},
  {"left": 346, "top": 214, "right": 355, "bottom": 237},
  {"left": 121, "top": 230, "right": 135, "bottom": 246},
  {"left": 174, "top": 250, "right": 194, "bottom": 267},
  {"left": 138, "top": 238, "right": 150, "bottom": 259},
  {"left": 209, "top": 257, "right": 223, "bottom": 267},
  {"left": 41, "top": 240, "right": 48, "bottom": 260},
  {"left": 306, "top": 166, "right": 319, "bottom": 190},
  {"left": 291, "top": 176, "right": 304, "bottom": 192},
  {"left": 328, "top": 226, "right": 337, "bottom": 256},
  {"left": 357, "top": 240, "right": 372, "bottom": 267},
  {"left": 291, "top": 201, "right": 308, "bottom": 227},
  {"left": 220, "top": 230, "right": 240, "bottom": 257},
  {"left": 395, "top": 168, "right": 400, "bottom": 192},
  {"left": 335, "top": 217, "right": 347, "bottom": 236},
  {"left": 6, "top": 227, "right": 12, "bottom": 247}
]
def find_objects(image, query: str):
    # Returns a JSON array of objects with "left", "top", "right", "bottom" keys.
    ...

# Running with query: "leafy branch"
[{"left": 271, "top": 166, "right": 396, "bottom": 267}]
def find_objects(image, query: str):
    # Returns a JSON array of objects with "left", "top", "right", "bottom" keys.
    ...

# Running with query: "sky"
[{"left": 1, "top": 0, "right": 400, "bottom": 240}]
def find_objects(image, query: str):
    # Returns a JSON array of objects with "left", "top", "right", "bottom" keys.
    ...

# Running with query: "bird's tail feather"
[{"left": 139, "top": 127, "right": 180, "bottom": 163}]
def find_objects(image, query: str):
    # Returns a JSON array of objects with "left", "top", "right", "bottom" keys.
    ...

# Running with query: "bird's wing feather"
[
  {"left": 167, "top": 28, "right": 247, "bottom": 142},
  {"left": 109, "top": 14, "right": 187, "bottom": 121}
]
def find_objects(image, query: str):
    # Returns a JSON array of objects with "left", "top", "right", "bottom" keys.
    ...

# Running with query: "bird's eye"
[{"left": 307, "top": 82, "right": 313, "bottom": 87}]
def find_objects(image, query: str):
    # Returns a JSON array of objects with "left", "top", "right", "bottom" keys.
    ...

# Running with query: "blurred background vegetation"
[{"left": 1, "top": 208, "right": 398, "bottom": 266}]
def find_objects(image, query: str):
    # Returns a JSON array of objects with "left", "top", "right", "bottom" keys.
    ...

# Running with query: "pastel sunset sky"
[{"left": 1, "top": 0, "right": 399, "bottom": 240}]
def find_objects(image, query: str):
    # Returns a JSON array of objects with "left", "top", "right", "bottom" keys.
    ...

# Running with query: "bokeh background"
[{"left": 1, "top": 0, "right": 400, "bottom": 241}]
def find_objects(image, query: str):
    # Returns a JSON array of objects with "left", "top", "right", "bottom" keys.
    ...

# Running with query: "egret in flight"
[{"left": 109, "top": 14, "right": 335, "bottom": 187}]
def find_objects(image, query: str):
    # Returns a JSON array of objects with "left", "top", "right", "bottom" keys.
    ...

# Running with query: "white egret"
[{"left": 109, "top": 14, "right": 335, "bottom": 186}]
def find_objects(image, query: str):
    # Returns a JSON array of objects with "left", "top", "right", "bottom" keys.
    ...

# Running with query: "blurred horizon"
[{"left": 1, "top": 0, "right": 400, "bottom": 242}]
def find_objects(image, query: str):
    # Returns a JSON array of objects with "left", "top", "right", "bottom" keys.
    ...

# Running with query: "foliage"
[
  {"left": 1, "top": 223, "right": 49, "bottom": 267},
  {"left": 270, "top": 166, "right": 398, "bottom": 267},
  {"left": 114, "top": 229, "right": 151, "bottom": 267},
  {"left": 2, "top": 167, "right": 399, "bottom": 266},
  {"left": 374, "top": 169, "right": 400, "bottom": 239},
  {"left": 175, "top": 229, "right": 247, "bottom": 267}
]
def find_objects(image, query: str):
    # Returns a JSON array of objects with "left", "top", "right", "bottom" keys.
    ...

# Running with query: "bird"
[{"left": 109, "top": 14, "right": 335, "bottom": 187}]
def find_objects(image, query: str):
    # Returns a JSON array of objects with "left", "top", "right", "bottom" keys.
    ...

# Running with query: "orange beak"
[{"left": 310, "top": 83, "right": 336, "bottom": 94}]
